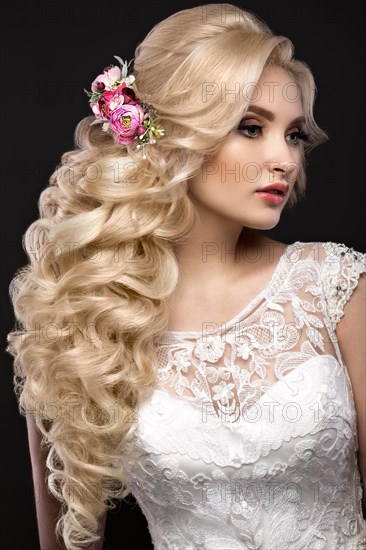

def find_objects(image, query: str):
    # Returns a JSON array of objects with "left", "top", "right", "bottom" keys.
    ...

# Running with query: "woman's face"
[{"left": 187, "top": 66, "right": 307, "bottom": 230}]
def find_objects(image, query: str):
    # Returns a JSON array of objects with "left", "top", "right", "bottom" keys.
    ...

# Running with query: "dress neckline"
[{"left": 162, "top": 241, "right": 302, "bottom": 337}]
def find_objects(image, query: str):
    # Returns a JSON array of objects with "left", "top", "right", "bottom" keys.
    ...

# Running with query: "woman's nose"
[
  {"left": 266, "top": 160, "right": 298, "bottom": 183},
  {"left": 265, "top": 134, "right": 300, "bottom": 169}
]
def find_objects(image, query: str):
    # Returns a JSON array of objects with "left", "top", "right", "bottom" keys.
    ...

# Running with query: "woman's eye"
[
  {"left": 238, "top": 124, "right": 262, "bottom": 138},
  {"left": 288, "top": 132, "right": 300, "bottom": 143},
  {"left": 287, "top": 130, "right": 309, "bottom": 145},
  {"left": 237, "top": 123, "right": 309, "bottom": 146}
]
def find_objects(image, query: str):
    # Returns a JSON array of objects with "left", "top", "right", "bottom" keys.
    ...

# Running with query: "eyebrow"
[{"left": 246, "top": 105, "right": 305, "bottom": 125}]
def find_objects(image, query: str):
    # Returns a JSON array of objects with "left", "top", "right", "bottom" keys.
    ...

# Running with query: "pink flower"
[
  {"left": 91, "top": 85, "right": 138, "bottom": 119},
  {"left": 109, "top": 103, "right": 146, "bottom": 145},
  {"left": 91, "top": 98, "right": 109, "bottom": 119},
  {"left": 121, "top": 87, "right": 137, "bottom": 104},
  {"left": 91, "top": 65, "right": 122, "bottom": 92},
  {"left": 91, "top": 86, "right": 124, "bottom": 119}
]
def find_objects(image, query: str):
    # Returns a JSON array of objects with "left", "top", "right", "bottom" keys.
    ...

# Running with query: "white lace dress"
[{"left": 116, "top": 241, "right": 366, "bottom": 549}]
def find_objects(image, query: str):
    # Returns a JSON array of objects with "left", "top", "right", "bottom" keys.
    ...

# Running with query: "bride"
[{"left": 6, "top": 3, "right": 365, "bottom": 549}]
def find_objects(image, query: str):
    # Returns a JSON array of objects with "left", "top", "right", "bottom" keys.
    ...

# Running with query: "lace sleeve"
[{"left": 320, "top": 241, "right": 366, "bottom": 332}]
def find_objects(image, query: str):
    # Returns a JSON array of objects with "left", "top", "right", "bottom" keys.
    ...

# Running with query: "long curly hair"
[{"left": 6, "top": 4, "right": 328, "bottom": 548}]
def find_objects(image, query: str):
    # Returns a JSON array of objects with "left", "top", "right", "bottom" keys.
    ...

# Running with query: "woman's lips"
[
  {"left": 255, "top": 191, "right": 285, "bottom": 204},
  {"left": 255, "top": 183, "right": 288, "bottom": 204}
]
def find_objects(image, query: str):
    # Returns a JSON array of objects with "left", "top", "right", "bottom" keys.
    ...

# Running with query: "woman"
[{"left": 6, "top": 3, "right": 366, "bottom": 549}]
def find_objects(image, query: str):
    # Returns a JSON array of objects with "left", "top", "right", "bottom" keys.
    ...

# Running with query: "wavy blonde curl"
[{"left": 6, "top": 4, "right": 328, "bottom": 548}]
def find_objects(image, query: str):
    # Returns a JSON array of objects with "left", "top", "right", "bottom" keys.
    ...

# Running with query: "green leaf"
[
  {"left": 90, "top": 118, "right": 109, "bottom": 126},
  {"left": 114, "top": 55, "right": 125, "bottom": 67}
]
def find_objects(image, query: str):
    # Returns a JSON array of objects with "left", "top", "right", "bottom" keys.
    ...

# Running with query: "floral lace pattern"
[
  {"left": 116, "top": 242, "right": 366, "bottom": 549},
  {"left": 320, "top": 241, "right": 366, "bottom": 331}
]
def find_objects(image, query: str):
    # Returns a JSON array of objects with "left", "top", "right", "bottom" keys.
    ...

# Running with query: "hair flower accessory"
[{"left": 84, "top": 56, "right": 165, "bottom": 158}]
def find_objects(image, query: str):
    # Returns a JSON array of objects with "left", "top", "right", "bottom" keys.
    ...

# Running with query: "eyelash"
[{"left": 237, "top": 123, "right": 310, "bottom": 146}]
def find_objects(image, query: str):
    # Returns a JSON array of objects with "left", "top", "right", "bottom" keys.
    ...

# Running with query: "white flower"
[
  {"left": 190, "top": 473, "right": 211, "bottom": 489},
  {"left": 194, "top": 335, "right": 225, "bottom": 363},
  {"left": 212, "top": 380, "right": 235, "bottom": 405},
  {"left": 270, "top": 462, "right": 287, "bottom": 475},
  {"left": 124, "top": 74, "right": 135, "bottom": 86},
  {"left": 237, "top": 341, "right": 252, "bottom": 360},
  {"left": 173, "top": 350, "right": 191, "bottom": 373}
]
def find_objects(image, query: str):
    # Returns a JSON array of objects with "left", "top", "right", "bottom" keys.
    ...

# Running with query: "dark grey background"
[{"left": 1, "top": 1, "right": 365, "bottom": 548}]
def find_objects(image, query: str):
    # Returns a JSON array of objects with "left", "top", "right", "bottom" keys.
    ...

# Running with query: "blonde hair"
[{"left": 6, "top": 4, "right": 328, "bottom": 548}]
